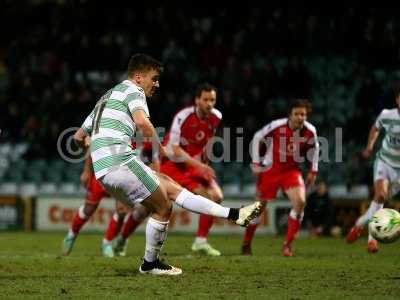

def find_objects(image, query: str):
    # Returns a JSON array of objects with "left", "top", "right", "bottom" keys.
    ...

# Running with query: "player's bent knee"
[
  {"left": 375, "top": 192, "right": 388, "bottom": 203},
  {"left": 169, "top": 186, "right": 184, "bottom": 201},
  {"left": 374, "top": 186, "right": 388, "bottom": 203},
  {"left": 135, "top": 205, "right": 151, "bottom": 222},
  {"left": 294, "top": 198, "right": 306, "bottom": 211},
  {"left": 157, "top": 199, "right": 172, "bottom": 219},
  {"left": 157, "top": 173, "right": 183, "bottom": 200},
  {"left": 144, "top": 187, "right": 173, "bottom": 220},
  {"left": 116, "top": 203, "right": 129, "bottom": 215},
  {"left": 166, "top": 183, "right": 183, "bottom": 201}
]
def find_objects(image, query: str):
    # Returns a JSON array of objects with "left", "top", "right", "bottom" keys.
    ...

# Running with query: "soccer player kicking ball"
[
  {"left": 346, "top": 82, "right": 400, "bottom": 253},
  {"left": 74, "top": 53, "right": 261, "bottom": 275},
  {"left": 241, "top": 99, "right": 319, "bottom": 257}
]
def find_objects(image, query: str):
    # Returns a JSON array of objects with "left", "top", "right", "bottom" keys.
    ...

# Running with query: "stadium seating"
[
  {"left": 1, "top": 55, "right": 394, "bottom": 198},
  {"left": 0, "top": 182, "right": 18, "bottom": 195},
  {"left": 241, "top": 184, "right": 256, "bottom": 198},
  {"left": 20, "top": 183, "right": 38, "bottom": 197},
  {"left": 58, "top": 183, "right": 79, "bottom": 195},
  {"left": 328, "top": 185, "right": 348, "bottom": 198},
  {"left": 38, "top": 182, "right": 58, "bottom": 195}
]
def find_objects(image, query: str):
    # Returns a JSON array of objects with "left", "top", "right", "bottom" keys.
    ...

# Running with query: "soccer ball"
[{"left": 368, "top": 208, "right": 400, "bottom": 244}]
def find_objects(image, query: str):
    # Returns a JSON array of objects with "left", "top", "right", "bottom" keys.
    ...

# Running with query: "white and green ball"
[{"left": 369, "top": 208, "right": 400, "bottom": 244}]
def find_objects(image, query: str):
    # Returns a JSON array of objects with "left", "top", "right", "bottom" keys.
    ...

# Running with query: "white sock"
[
  {"left": 194, "top": 237, "right": 207, "bottom": 244},
  {"left": 144, "top": 217, "right": 169, "bottom": 262},
  {"left": 102, "top": 238, "right": 112, "bottom": 245},
  {"left": 289, "top": 209, "right": 304, "bottom": 222},
  {"left": 78, "top": 205, "right": 88, "bottom": 219},
  {"left": 175, "top": 189, "right": 229, "bottom": 218},
  {"left": 67, "top": 206, "right": 88, "bottom": 238},
  {"left": 356, "top": 201, "right": 383, "bottom": 227},
  {"left": 123, "top": 213, "right": 132, "bottom": 223},
  {"left": 67, "top": 229, "right": 75, "bottom": 238}
]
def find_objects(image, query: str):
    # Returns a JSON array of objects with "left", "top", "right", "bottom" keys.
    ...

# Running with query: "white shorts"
[
  {"left": 374, "top": 157, "right": 400, "bottom": 194},
  {"left": 99, "top": 158, "right": 160, "bottom": 207}
]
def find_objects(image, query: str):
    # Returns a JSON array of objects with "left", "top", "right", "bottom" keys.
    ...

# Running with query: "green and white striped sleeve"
[
  {"left": 123, "top": 91, "right": 150, "bottom": 117},
  {"left": 374, "top": 110, "right": 384, "bottom": 130}
]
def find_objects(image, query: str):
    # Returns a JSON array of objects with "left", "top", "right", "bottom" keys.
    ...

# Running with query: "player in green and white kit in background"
[
  {"left": 347, "top": 81, "right": 400, "bottom": 253},
  {"left": 73, "top": 54, "right": 262, "bottom": 275}
]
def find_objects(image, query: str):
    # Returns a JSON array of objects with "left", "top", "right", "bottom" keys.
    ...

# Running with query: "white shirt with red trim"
[{"left": 252, "top": 118, "right": 319, "bottom": 173}]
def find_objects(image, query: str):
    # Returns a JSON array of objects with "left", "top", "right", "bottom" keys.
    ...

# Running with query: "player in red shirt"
[
  {"left": 160, "top": 83, "right": 224, "bottom": 256},
  {"left": 241, "top": 99, "right": 319, "bottom": 257}
]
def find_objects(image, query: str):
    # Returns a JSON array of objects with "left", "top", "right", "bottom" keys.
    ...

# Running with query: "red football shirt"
[
  {"left": 252, "top": 118, "right": 319, "bottom": 173},
  {"left": 163, "top": 106, "right": 222, "bottom": 160}
]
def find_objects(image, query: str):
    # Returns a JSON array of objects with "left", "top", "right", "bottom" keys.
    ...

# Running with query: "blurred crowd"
[{"left": 1, "top": 2, "right": 400, "bottom": 186}]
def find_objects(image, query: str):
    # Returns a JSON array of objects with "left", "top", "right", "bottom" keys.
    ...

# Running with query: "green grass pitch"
[{"left": 0, "top": 232, "right": 399, "bottom": 299}]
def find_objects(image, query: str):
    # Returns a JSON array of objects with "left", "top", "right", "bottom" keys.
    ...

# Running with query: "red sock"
[
  {"left": 196, "top": 214, "right": 214, "bottom": 238},
  {"left": 243, "top": 223, "right": 258, "bottom": 245},
  {"left": 285, "top": 215, "right": 301, "bottom": 245},
  {"left": 71, "top": 206, "right": 89, "bottom": 235},
  {"left": 104, "top": 213, "right": 123, "bottom": 242},
  {"left": 121, "top": 213, "right": 141, "bottom": 240}
]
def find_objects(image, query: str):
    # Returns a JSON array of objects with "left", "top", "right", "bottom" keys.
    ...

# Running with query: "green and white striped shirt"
[
  {"left": 81, "top": 80, "right": 150, "bottom": 179},
  {"left": 375, "top": 108, "right": 400, "bottom": 168}
]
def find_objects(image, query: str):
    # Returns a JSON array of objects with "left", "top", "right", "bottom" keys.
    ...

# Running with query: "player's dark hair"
[
  {"left": 194, "top": 82, "right": 217, "bottom": 98},
  {"left": 288, "top": 99, "right": 312, "bottom": 115},
  {"left": 128, "top": 54, "right": 163, "bottom": 76},
  {"left": 391, "top": 80, "right": 400, "bottom": 97}
]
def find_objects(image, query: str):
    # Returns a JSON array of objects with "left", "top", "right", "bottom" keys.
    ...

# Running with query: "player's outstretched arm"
[
  {"left": 362, "top": 125, "right": 379, "bottom": 159},
  {"left": 170, "top": 144, "right": 215, "bottom": 179},
  {"left": 306, "top": 129, "right": 319, "bottom": 187},
  {"left": 250, "top": 128, "right": 269, "bottom": 175}
]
